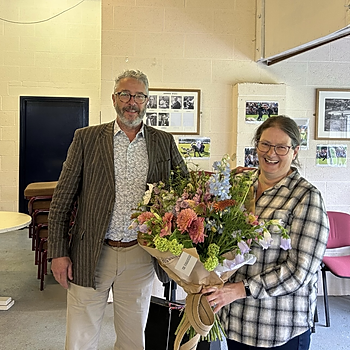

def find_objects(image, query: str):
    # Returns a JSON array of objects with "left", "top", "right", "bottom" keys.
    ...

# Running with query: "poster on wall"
[
  {"left": 244, "top": 147, "right": 259, "bottom": 167},
  {"left": 245, "top": 101, "right": 279, "bottom": 123},
  {"left": 316, "top": 145, "right": 347, "bottom": 167},
  {"left": 178, "top": 137, "right": 210, "bottom": 159},
  {"left": 294, "top": 118, "right": 310, "bottom": 150},
  {"left": 144, "top": 88, "right": 201, "bottom": 135}
]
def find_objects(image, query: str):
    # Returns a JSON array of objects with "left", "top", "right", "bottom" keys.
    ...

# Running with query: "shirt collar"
[
  {"left": 252, "top": 167, "right": 300, "bottom": 190},
  {"left": 114, "top": 119, "right": 145, "bottom": 138}
]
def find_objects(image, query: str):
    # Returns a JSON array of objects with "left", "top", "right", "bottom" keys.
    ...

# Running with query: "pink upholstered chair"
[{"left": 321, "top": 211, "right": 350, "bottom": 327}]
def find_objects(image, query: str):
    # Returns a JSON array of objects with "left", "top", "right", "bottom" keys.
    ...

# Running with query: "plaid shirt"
[{"left": 220, "top": 168, "right": 329, "bottom": 347}]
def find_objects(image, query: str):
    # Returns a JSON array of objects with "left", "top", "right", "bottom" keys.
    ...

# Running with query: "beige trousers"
[{"left": 65, "top": 243, "right": 155, "bottom": 350}]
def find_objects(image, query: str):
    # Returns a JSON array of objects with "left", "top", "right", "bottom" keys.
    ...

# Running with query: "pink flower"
[
  {"left": 137, "top": 212, "right": 155, "bottom": 224},
  {"left": 176, "top": 208, "right": 197, "bottom": 233},
  {"left": 188, "top": 217, "right": 206, "bottom": 244},
  {"left": 160, "top": 212, "right": 173, "bottom": 237},
  {"left": 245, "top": 213, "right": 259, "bottom": 226}
]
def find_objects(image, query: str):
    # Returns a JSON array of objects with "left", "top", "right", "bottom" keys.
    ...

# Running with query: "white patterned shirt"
[
  {"left": 220, "top": 168, "right": 329, "bottom": 347},
  {"left": 105, "top": 122, "right": 148, "bottom": 242}
]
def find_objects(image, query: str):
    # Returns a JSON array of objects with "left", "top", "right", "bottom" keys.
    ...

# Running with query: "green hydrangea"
[
  {"left": 207, "top": 243, "right": 220, "bottom": 257},
  {"left": 203, "top": 256, "right": 219, "bottom": 271},
  {"left": 154, "top": 236, "right": 169, "bottom": 252},
  {"left": 169, "top": 239, "right": 183, "bottom": 256}
]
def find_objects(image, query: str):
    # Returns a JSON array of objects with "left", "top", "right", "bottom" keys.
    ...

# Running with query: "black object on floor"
[{"left": 145, "top": 295, "right": 221, "bottom": 350}]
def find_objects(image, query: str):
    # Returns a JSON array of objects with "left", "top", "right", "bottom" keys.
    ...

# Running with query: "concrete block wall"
[
  {"left": 233, "top": 82, "right": 287, "bottom": 166},
  {"left": 100, "top": 0, "right": 350, "bottom": 297},
  {"left": 0, "top": 0, "right": 101, "bottom": 211},
  {"left": 0, "top": 1, "right": 349, "bottom": 295}
]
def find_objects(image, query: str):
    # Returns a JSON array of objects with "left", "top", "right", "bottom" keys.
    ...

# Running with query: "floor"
[{"left": 1, "top": 228, "right": 349, "bottom": 350}]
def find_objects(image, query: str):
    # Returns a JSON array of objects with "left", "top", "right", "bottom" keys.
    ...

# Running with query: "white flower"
[
  {"left": 258, "top": 230, "right": 273, "bottom": 249},
  {"left": 143, "top": 183, "right": 154, "bottom": 205},
  {"left": 280, "top": 237, "right": 292, "bottom": 250}
]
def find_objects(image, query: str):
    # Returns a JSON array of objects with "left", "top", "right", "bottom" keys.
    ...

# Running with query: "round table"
[
  {"left": 0, "top": 211, "right": 31, "bottom": 310},
  {"left": 0, "top": 211, "right": 31, "bottom": 233}
]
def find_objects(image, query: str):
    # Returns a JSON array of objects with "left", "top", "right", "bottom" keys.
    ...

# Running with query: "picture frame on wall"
[
  {"left": 245, "top": 101, "right": 279, "bottom": 123},
  {"left": 315, "top": 88, "right": 350, "bottom": 140},
  {"left": 144, "top": 88, "right": 201, "bottom": 135},
  {"left": 294, "top": 118, "right": 309, "bottom": 150}
]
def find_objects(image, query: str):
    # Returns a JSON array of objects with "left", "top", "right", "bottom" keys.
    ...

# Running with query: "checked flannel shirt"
[{"left": 220, "top": 168, "right": 329, "bottom": 347}]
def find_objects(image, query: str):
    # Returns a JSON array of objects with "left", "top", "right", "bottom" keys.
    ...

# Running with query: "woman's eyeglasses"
[{"left": 256, "top": 141, "right": 293, "bottom": 156}]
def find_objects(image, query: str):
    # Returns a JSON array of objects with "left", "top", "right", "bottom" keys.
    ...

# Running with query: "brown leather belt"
[{"left": 105, "top": 239, "right": 138, "bottom": 248}]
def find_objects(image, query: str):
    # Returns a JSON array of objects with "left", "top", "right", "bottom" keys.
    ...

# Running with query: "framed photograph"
[
  {"left": 245, "top": 101, "right": 279, "bottom": 123},
  {"left": 316, "top": 144, "right": 347, "bottom": 167},
  {"left": 315, "top": 89, "right": 350, "bottom": 140},
  {"left": 294, "top": 118, "right": 309, "bottom": 150},
  {"left": 244, "top": 147, "right": 259, "bottom": 167},
  {"left": 178, "top": 137, "right": 210, "bottom": 159},
  {"left": 144, "top": 88, "right": 201, "bottom": 135}
]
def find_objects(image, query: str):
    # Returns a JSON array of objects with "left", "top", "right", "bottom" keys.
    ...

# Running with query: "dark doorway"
[{"left": 19, "top": 96, "right": 89, "bottom": 213}]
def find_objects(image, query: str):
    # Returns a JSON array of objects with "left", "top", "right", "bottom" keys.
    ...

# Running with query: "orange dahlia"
[
  {"left": 137, "top": 211, "right": 155, "bottom": 224},
  {"left": 188, "top": 217, "right": 205, "bottom": 244},
  {"left": 160, "top": 212, "right": 174, "bottom": 237},
  {"left": 213, "top": 199, "right": 236, "bottom": 212},
  {"left": 176, "top": 208, "right": 197, "bottom": 233}
]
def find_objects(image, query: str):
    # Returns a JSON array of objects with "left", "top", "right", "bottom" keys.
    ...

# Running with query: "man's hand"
[
  {"left": 51, "top": 257, "right": 73, "bottom": 289},
  {"left": 233, "top": 166, "right": 255, "bottom": 174}
]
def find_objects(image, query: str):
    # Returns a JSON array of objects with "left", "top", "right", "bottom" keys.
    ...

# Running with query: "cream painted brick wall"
[
  {"left": 0, "top": 0, "right": 349, "bottom": 292},
  {"left": 0, "top": 0, "right": 101, "bottom": 211},
  {"left": 100, "top": 0, "right": 350, "bottom": 297},
  {"left": 233, "top": 82, "right": 287, "bottom": 167},
  {"left": 101, "top": 1, "right": 349, "bottom": 214}
]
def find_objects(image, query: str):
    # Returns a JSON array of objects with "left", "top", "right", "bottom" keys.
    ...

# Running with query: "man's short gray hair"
[{"left": 114, "top": 69, "right": 149, "bottom": 94}]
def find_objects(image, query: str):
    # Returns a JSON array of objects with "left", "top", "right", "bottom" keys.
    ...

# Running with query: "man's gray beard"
[{"left": 114, "top": 105, "right": 146, "bottom": 128}]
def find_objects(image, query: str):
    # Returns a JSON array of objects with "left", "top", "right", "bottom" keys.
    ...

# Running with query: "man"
[
  {"left": 146, "top": 95, "right": 157, "bottom": 109},
  {"left": 48, "top": 69, "right": 188, "bottom": 350},
  {"left": 256, "top": 103, "right": 264, "bottom": 121},
  {"left": 171, "top": 96, "right": 181, "bottom": 109}
]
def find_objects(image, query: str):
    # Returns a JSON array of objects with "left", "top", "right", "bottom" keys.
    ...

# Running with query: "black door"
[{"left": 19, "top": 96, "right": 89, "bottom": 213}]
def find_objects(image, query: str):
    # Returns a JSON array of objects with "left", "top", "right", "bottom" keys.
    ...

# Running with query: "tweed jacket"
[{"left": 47, "top": 121, "right": 188, "bottom": 288}]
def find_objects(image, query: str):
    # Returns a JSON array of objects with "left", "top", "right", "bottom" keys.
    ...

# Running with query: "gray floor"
[{"left": 1, "top": 228, "right": 349, "bottom": 350}]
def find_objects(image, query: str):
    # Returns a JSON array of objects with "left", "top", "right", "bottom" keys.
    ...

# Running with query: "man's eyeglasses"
[
  {"left": 256, "top": 141, "right": 293, "bottom": 156},
  {"left": 114, "top": 91, "right": 148, "bottom": 104}
]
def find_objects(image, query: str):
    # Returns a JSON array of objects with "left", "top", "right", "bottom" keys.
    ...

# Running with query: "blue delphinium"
[{"left": 209, "top": 157, "right": 231, "bottom": 200}]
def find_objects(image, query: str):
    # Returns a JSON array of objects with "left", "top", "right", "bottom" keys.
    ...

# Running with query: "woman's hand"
[{"left": 202, "top": 282, "right": 247, "bottom": 313}]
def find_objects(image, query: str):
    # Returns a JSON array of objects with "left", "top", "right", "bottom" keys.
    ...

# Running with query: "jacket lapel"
[
  {"left": 99, "top": 121, "right": 115, "bottom": 193},
  {"left": 144, "top": 125, "right": 158, "bottom": 182}
]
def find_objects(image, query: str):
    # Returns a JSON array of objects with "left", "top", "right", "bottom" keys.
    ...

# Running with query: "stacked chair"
[{"left": 24, "top": 181, "right": 57, "bottom": 291}]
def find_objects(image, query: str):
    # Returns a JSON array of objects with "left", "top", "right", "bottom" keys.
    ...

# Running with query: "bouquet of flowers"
[{"left": 131, "top": 155, "right": 291, "bottom": 350}]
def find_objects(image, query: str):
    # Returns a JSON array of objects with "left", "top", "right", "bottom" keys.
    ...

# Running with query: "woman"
[{"left": 203, "top": 115, "right": 329, "bottom": 349}]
